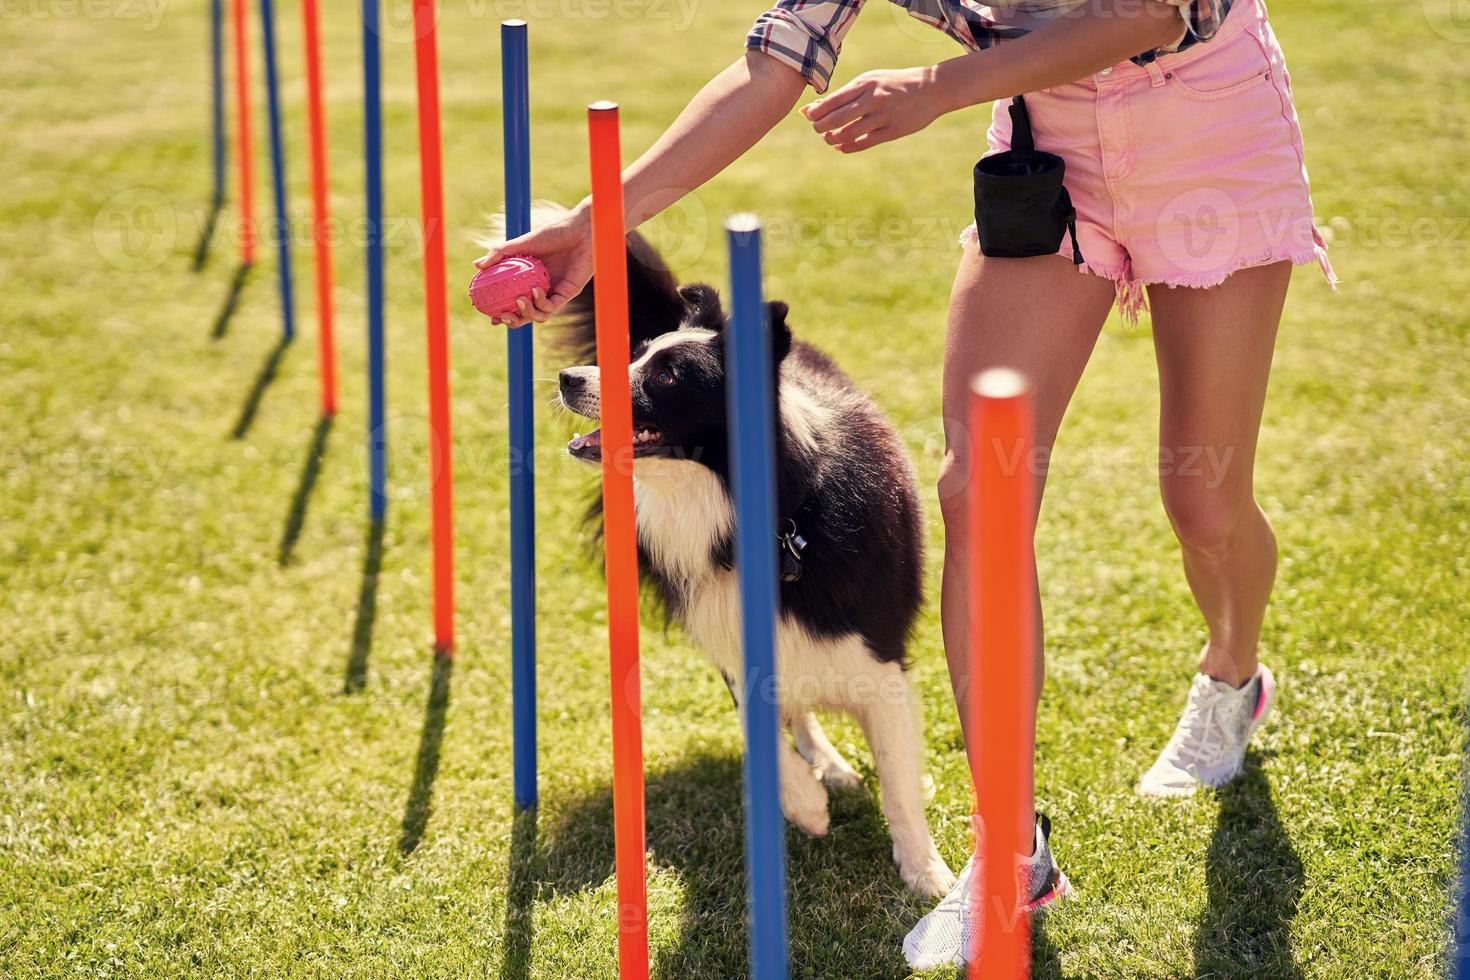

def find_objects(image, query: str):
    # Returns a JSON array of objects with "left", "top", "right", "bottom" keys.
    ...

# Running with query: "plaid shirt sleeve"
[
  {"left": 1158, "top": 0, "right": 1229, "bottom": 52},
  {"left": 746, "top": 0, "right": 867, "bottom": 94}
]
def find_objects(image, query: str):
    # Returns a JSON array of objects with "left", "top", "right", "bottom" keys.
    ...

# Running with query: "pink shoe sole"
[
  {"left": 1248, "top": 664, "right": 1276, "bottom": 735},
  {"left": 1025, "top": 870, "right": 1072, "bottom": 913}
]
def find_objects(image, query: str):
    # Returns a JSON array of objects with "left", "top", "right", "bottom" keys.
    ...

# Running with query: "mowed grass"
[{"left": 2, "top": 0, "right": 1467, "bottom": 976}]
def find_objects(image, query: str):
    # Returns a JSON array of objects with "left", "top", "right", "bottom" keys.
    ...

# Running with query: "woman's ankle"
[{"left": 1196, "top": 643, "right": 1257, "bottom": 688}]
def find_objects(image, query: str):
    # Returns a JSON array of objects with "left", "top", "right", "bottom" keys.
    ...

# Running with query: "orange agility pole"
[
  {"left": 230, "top": 0, "right": 255, "bottom": 265},
  {"left": 588, "top": 101, "right": 650, "bottom": 980},
  {"left": 300, "top": 0, "right": 337, "bottom": 416},
  {"left": 413, "top": 0, "right": 454, "bottom": 654},
  {"left": 968, "top": 368, "right": 1037, "bottom": 979}
]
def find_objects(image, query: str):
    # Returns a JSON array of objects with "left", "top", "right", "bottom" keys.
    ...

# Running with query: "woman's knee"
[
  {"left": 936, "top": 448, "right": 970, "bottom": 536},
  {"left": 1160, "top": 477, "right": 1256, "bottom": 557}
]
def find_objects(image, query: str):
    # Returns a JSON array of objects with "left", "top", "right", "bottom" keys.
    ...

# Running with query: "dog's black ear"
[
  {"left": 679, "top": 283, "right": 725, "bottom": 331},
  {"left": 768, "top": 300, "right": 792, "bottom": 363}
]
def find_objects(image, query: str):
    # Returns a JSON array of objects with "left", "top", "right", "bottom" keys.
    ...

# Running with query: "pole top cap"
[
  {"left": 725, "top": 213, "right": 761, "bottom": 234},
  {"left": 501, "top": 18, "right": 527, "bottom": 27},
  {"left": 588, "top": 100, "right": 619, "bottom": 112},
  {"left": 972, "top": 367, "right": 1031, "bottom": 400}
]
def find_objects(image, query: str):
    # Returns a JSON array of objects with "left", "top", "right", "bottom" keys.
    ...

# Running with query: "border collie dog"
[{"left": 549, "top": 230, "right": 955, "bottom": 898}]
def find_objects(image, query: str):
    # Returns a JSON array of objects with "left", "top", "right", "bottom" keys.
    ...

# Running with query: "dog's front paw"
[
  {"left": 898, "top": 848, "right": 957, "bottom": 898},
  {"left": 814, "top": 759, "right": 862, "bottom": 792},
  {"left": 781, "top": 773, "right": 830, "bottom": 837}
]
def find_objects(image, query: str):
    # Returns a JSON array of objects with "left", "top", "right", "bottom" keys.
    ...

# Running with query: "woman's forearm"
[
  {"left": 933, "top": 0, "right": 1189, "bottom": 112},
  {"left": 572, "top": 51, "right": 807, "bottom": 229},
  {"left": 479, "top": 50, "right": 805, "bottom": 325}
]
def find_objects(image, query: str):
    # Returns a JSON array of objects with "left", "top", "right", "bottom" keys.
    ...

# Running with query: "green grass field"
[{"left": 3, "top": 0, "right": 1468, "bottom": 975}]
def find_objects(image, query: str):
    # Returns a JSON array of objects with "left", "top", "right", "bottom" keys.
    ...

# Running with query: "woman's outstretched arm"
[
  {"left": 805, "top": 0, "right": 1190, "bottom": 152},
  {"left": 478, "top": 51, "right": 806, "bottom": 325}
]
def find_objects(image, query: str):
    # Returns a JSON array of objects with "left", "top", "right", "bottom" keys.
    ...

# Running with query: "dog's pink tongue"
[{"left": 569, "top": 429, "right": 603, "bottom": 451}]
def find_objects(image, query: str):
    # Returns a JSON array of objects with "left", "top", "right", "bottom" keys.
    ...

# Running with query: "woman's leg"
[
  {"left": 938, "top": 247, "right": 1115, "bottom": 775},
  {"left": 1147, "top": 261, "right": 1292, "bottom": 687}
]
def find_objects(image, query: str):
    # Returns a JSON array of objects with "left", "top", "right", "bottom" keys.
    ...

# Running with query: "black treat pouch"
[{"left": 973, "top": 96, "right": 1083, "bottom": 264}]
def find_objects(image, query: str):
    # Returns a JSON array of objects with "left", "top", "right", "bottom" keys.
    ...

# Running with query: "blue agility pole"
[
  {"left": 210, "top": 0, "right": 225, "bottom": 209},
  {"left": 502, "top": 19, "right": 537, "bottom": 812},
  {"left": 259, "top": 0, "right": 294, "bottom": 340},
  {"left": 1457, "top": 779, "right": 1469, "bottom": 980},
  {"left": 363, "top": 0, "right": 386, "bottom": 519},
  {"left": 725, "top": 214, "right": 790, "bottom": 980}
]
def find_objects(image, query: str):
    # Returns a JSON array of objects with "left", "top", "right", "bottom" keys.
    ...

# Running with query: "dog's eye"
[{"left": 654, "top": 370, "right": 676, "bottom": 387}]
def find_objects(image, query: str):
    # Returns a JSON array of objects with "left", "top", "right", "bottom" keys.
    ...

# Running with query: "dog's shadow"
[{"left": 532, "top": 752, "right": 937, "bottom": 978}]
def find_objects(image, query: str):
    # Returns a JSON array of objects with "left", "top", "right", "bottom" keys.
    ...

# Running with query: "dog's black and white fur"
[{"left": 498, "top": 212, "right": 955, "bottom": 897}]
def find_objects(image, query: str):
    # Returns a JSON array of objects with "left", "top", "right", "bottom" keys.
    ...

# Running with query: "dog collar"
[{"left": 779, "top": 520, "right": 808, "bottom": 583}]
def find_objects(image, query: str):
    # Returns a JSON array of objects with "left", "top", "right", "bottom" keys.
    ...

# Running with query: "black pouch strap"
[
  {"left": 1007, "top": 95, "right": 1035, "bottom": 153},
  {"left": 1014, "top": 94, "right": 1081, "bottom": 264},
  {"left": 978, "top": 94, "right": 1085, "bottom": 265},
  {"left": 1060, "top": 187, "right": 1083, "bottom": 266}
]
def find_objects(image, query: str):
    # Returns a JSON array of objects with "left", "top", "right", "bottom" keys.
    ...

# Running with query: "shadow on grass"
[
  {"left": 230, "top": 335, "right": 292, "bottom": 440},
  {"left": 1031, "top": 915, "right": 1064, "bottom": 979},
  {"left": 278, "top": 413, "right": 333, "bottom": 565},
  {"left": 211, "top": 262, "right": 251, "bottom": 340},
  {"left": 193, "top": 196, "right": 224, "bottom": 271},
  {"left": 399, "top": 651, "right": 453, "bottom": 856},
  {"left": 344, "top": 517, "right": 386, "bottom": 694},
  {"left": 1191, "top": 753, "right": 1304, "bottom": 978},
  {"left": 499, "top": 806, "right": 539, "bottom": 980},
  {"left": 537, "top": 752, "right": 931, "bottom": 977}
]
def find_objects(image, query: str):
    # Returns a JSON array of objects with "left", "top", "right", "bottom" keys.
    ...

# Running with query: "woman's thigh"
[
  {"left": 1147, "top": 261, "right": 1291, "bottom": 525},
  {"left": 940, "top": 246, "right": 1116, "bottom": 511}
]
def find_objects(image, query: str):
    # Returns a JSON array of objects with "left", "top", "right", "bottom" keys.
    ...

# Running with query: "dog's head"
[{"left": 557, "top": 244, "right": 791, "bottom": 470}]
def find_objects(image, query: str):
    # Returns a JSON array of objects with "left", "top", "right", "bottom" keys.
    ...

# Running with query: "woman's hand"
[
  {"left": 801, "top": 66, "right": 949, "bottom": 153},
  {"left": 474, "top": 204, "right": 595, "bottom": 327}
]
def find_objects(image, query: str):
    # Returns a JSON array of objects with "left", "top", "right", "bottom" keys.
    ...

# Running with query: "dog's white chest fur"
[
  {"left": 632, "top": 458, "right": 734, "bottom": 588},
  {"left": 632, "top": 458, "right": 881, "bottom": 713},
  {"left": 628, "top": 459, "right": 951, "bottom": 896}
]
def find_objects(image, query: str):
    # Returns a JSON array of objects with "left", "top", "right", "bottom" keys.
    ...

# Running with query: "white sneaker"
[
  {"left": 1137, "top": 663, "right": 1276, "bottom": 798},
  {"left": 902, "top": 816, "right": 1070, "bottom": 971},
  {"left": 903, "top": 850, "right": 975, "bottom": 971}
]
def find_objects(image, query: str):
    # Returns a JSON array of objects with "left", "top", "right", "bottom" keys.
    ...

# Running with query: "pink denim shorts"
[{"left": 966, "top": 0, "right": 1336, "bottom": 321}]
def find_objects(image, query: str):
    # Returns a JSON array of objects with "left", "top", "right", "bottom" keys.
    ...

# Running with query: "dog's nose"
[{"left": 559, "top": 370, "right": 586, "bottom": 394}]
